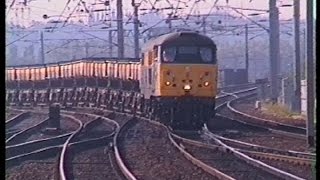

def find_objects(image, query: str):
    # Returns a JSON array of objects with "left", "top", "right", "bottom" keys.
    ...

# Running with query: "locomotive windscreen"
[{"left": 162, "top": 46, "right": 216, "bottom": 64}]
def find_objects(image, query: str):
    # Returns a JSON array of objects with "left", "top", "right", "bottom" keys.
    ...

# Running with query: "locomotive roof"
[{"left": 142, "top": 31, "right": 216, "bottom": 52}]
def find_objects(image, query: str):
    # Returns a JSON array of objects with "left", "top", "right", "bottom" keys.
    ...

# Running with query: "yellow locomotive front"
[
  {"left": 159, "top": 62, "right": 217, "bottom": 97},
  {"left": 140, "top": 31, "right": 218, "bottom": 130}
]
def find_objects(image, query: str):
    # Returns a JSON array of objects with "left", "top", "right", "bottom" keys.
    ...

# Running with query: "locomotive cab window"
[
  {"left": 161, "top": 46, "right": 215, "bottom": 64},
  {"left": 162, "top": 47, "right": 176, "bottom": 62},
  {"left": 153, "top": 46, "right": 159, "bottom": 62},
  {"left": 199, "top": 47, "right": 213, "bottom": 63}
]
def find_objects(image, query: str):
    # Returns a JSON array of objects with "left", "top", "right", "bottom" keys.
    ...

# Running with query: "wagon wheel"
[
  {"left": 96, "top": 93, "right": 101, "bottom": 107},
  {"left": 45, "top": 89, "right": 51, "bottom": 102},
  {"left": 14, "top": 91, "right": 20, "bottom": 102},
  {"left": 36, "top": 93, "right": 41, "bottom": 102},
  {"left": 143, "top": 99, "right": 149, "bottom": 118},
  {"left": 138, "top": 96, "right": 145, "bottom": 115},
  {"left": 149, "top": 97, "right": 157, "bottom": 120},
  {"left": 159, "top": 104, "right": 171, "bottom": 126}
]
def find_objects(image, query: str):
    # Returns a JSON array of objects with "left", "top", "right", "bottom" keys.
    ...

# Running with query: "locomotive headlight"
[
  {"left": 165, "top": 81, "right": 171, "bottom": 86},
  {"left": 183, "top": 84, "right": 192, "bottom": 90},
  {"left": 204, "top": 81, "right": 210, "bottom": 87}
]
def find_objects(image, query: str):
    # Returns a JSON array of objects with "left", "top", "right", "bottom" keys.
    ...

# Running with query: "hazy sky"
[{"left": 6, "top": 0, "right": 314, "bottom": 24}]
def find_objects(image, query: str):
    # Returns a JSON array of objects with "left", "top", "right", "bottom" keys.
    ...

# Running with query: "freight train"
[{"left": 6, "top": 31, "right": 218, "bottom": 130}]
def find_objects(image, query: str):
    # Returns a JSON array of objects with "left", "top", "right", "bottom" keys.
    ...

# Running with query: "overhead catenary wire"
[
  {"left": 6, "top": 31, "right": 37, "bottom": 47},
  {"left": 230, "top": 6, "right": 270, "bottom": 33},
  {"left": 6, "top": 0, "right": 17, "bottom": 17},
  {"left": 61, "top": 0, "right": 82, "bottom": 29},
  {"left": 45, "top": 39, "right": 74, "bottom": 54},
  {"left": 6, "top": 0, "right": 298, "bottom": 59},
  {"left": 50, "top": 0, "right": 73, "bottom": 32}
]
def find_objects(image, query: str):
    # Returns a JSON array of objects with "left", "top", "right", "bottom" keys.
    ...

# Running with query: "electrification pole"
[
  {"left": 117, "top": 0, "right": 124, "bottom": 58},
  {"left": 306, "top": 0, "right": 315, "bottom": 148},
  {"left": 245, "top": 24, "right": 249, "bottom": 83},
  {"left": 85, "top": 42, "right": 89, "bottom": 58},
  {"left": 109, "top": 30, "right": 113, "bottom": 57},
  {"left": 269, "top": 0, "right": 280, "bottom": 103},
  {"left": 302, "top": 28, "right": 306, "bottom": 79},
  {"left": 168, "top": 14, "right": 172, "bottom": 32},
  {"left": 132, "top": 0, "right": 140, "bottom": 58},
  {"left": 202, "top": 17, "right": 206, "bottom": 35},
  {"left": 40, "top": 31, "right": 45, "bottom": 64},
  {"left": 292, "top": 0, "right": 301, "bottom": 113}
]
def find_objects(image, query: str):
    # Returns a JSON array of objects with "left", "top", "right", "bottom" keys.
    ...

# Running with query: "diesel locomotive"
[{"left": 6, "top": 31, "right": 218, "bottom": 130}]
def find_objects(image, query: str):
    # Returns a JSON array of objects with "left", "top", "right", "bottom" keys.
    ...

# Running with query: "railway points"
[
  {"left": 212, "top": 90, "right": 313, "bottom": 153},
  {"left": 6, "top": 83, "right": 315, "bottom": 180}
]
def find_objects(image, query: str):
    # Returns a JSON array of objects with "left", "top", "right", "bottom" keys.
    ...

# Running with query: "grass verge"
[{"left": 262, "top": 102, "right": 301, "bottom": 119}]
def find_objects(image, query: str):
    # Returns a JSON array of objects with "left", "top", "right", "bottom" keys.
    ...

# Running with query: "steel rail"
[
  {"left": 6, "top": 117, "right": 50, "bottom": 145},
  {"left": 6, "top": 133, "right": 114, "bottom": 168},
  {"left": 6, "top": 132, "right": 73, "bottom": 159},
  {"left": 138, "top": 116, "right": 234, "bottom": 180},
  {"left": 6, "top": 111, "right": 30, "bottom": 126},
  {"left": 239, "top": 149, "right": 315, "bottom": 166},
  {"left": 171, "top": 132, "right": 314, "bottom": 167},
  {"left": 58, "top": 114, "right": 83, "bottom": 180},
  {"left": 213, "top": 133, "right": 315, "bottom": 160},
  {"left": 215, "top": 90, "right": 307, "bottom": 140},
  {"left": 63, "top": 109, "right": 138, "bottom": 180},
  {"left": 204, "top": 130, "right": 305, "bottom": 180},
  {"left": 6, "top": 113, "right": 115, "bottom": 165},
  {"left": 6, "top": 112, "right": 80, "bottom": 158},
  {"left": 111, "top": 114, "right": 137, "bottom": 180},
  {"left": 227, "top": 93, "right": 306, "bottom": 134}
]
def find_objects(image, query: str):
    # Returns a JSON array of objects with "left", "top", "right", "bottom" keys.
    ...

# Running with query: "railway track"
[
  {"left": 6, "top": 83, "right": 314, "bottom": 179},
  {"left": 227, "top": 93, "right": 307, "bottom": 135},
  {"left": 170, "top": 130, "right": 314, "bottom": 180},
  {"left": 217, "top": 87, "right": 314, "bottom": 142},
  {"left": 65, "top": 108, "right": 230, "bottom": 179},
  {"left": 215, "top": 87, "right": 257, "bottom": 107},
  {"left": 6, "top": 112, "right": 49, "bottom": 145},
  {"left": 172, "top": 134, "right": 283, "bottom": 180},
  {"left": 110, "top": 103, "right": 309, "bottom": 180},
  {"left": 212, "top": 89, "right": 312, "bottom": 152},
  {"left": 5, "top": 113, "right": 83, "bottom": 167},
  {"left": 218, "top": 83, "right": 258, "bottom": 93},
  {"left": 58, "top": 113, "right": 118, "bottom": 180},
  {"left": 231, "top": 94, "right": 306, "bottom": 127},
  {"left": 115, "top": 115, "right": 217, "bottom": 179},
  {"left": 5, "top": 108, "right": 84, "bottom": 160},
  {"left": 6, "top": 111, "right": 30, "bottom": 126},
  {"left": 203, "top": 87, "right": 314, "bottom": 179},
  {"left": 6, "top": 111, "right": 133, "bottom": 180},
  {"left": 71, "top": 106, "right": 253, "bottom": 180},
  {"left": 212, "top": 134, "right": 315, "bottom": 160},
  {"left": 6, "top": 108, "right": 25, "bottom": 120},
  {"left": 6, "top": 106, "right": 137, "bottom": 180},
  {"left": 203, "top": 130, "right": 314, "bottom": 180},
  {"left": 6, "top": 111, "right": 31, "bottom": 139}
]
